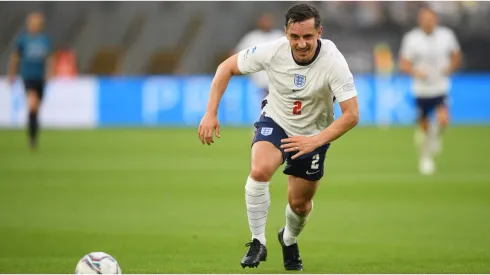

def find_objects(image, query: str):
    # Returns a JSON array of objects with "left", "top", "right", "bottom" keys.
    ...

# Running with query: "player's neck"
[
  {"left": 291, "top": 40, "right": 322, "bottom": 66},
  {"left": 28, "top": 31, "right": 42, "bottom": 37},
  {"left": 421, "top": 26, "right": 436, "bottom": 35}
]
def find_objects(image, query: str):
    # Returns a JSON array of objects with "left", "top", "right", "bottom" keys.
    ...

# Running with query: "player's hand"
[
  {"left": 281, "top": 135, "right": 321, "bottom": 160},
  {"left": 198, "top": 113, "right": 220, "bottom": 145},
  {"left": 442, "top": 66, "right": 453, "bottom": 76},
  {"left": 413, "top": 70, "right": 427, "bottom": 80}
]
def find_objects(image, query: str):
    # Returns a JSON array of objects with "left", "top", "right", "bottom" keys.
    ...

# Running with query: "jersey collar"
[{"left": 291, "top": 39, "right": 322, "bottom": 66}]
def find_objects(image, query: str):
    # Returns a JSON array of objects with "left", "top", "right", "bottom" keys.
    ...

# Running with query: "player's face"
[
  {"left": 286, "top": 18, "right": 322, "bottom": 63},
  {"left": 27, "top": 13, "right": 44, "bottom": 34},
  {"left": 418, "top": 9, "right": 437, "bottom": 34},
  {"left": 258, "top": 14, "right": 274, "bottom": 32}
]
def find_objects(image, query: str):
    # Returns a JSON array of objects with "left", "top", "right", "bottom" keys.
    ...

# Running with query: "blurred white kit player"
[
  {"left": 399, "top": 6, "right": 461, "bottom": 175},
  {"left": 235, "top": 13, "right": 284, "bottom": 98}
]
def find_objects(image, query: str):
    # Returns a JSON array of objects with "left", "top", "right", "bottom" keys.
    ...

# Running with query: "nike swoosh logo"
[{"left": 306, "top": 170, "right": 320, "bottom": 175}]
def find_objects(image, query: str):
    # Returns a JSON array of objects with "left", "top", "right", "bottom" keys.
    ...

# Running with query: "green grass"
[{"left": 0, "top": 127, "right": 489, "bottom": 273}]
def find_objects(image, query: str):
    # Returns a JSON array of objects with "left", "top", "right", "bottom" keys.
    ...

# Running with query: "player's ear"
[
  {"left": 317, "top": 26, "right": 323, "bottom": 38},
  {"left": 284, "top": 27, "right": 290, "bottom": 41}
]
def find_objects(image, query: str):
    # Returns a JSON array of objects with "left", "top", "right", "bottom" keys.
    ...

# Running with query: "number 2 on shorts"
[{"left": 311, "top": 154, "right": 319, "bottom": 169}]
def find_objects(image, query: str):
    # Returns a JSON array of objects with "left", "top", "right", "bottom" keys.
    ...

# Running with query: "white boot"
[
  {"left": 419, "top": 155, "right": 435, "bottom": 175},
  {"left": 416, "top": 128, "right": 436, "bottom": 175}
]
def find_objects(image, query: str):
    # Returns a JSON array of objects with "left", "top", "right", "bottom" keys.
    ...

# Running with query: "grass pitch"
[{"left": 0, "top": 127, "right": 489, "bottom": 273}]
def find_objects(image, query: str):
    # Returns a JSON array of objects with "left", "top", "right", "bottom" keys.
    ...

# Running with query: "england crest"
[
  {"left": 261, "top": 127, "right": 273, "bottom": 136},
  {"left": 294, "top": 74, "right": 306, "bottom": 88}
]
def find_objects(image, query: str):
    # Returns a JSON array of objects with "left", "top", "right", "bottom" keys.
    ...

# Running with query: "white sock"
[
  {"left": 422, "top": 135, "right": 432, "bottom": 157},
  {"left": 415, "top": 128, "right": 426, "bottom": 148},
  {"left": 415, "top": 128, "right": 432, "bottom": 158},
  {"left": 429, "top": 123, "right": 441, "bottom": 141},
  {"left": 430, "top": 122, "right": 438, "bottom": 135},
  {"left": 245, "top": 176, "right": 270, "bottom": 245},
  {"left": 283, "top": 202, "right": 312, "bottom": 246}
]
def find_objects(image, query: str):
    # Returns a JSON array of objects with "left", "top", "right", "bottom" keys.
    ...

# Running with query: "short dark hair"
[{"left": 285, "top": 3, "right": 321, "bottom": 29}]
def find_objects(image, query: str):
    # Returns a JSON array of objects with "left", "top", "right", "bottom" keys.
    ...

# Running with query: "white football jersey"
[
  {"left": 237, "top": 37, "right": 357, "bottom": 137},
  {"left": 235, "top": 29, "right": 284, "bottom": 89},
  {"left": 400, "top": 26, "right": 460, "bottom": 98}
]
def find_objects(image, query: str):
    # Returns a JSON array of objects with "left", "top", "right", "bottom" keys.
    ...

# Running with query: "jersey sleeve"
[
  {"left": 447, "top": 29, "right": 460, "bottom": 52},
  {"left": 328, "top": 52, "right": 357, "bottom": 102},
  {"left": 15, "top": 35, "right": 24, "bottom": 54},
  {"left": 236, "top": 40, "right": 276, "bottom": 75},
  {"left": 399, "top": 33, "right": 416, "bottom": 62}
]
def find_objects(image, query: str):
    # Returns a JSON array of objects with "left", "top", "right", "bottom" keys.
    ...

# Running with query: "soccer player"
[
  {"left": 399, "top": 6, "right": 461, "bottom": 175},
  {"left": 8, "top": 12, "right": 53, "bottom": 150},
  {"left": 198, "top": 3, "right": 359, "bottom": 270}
]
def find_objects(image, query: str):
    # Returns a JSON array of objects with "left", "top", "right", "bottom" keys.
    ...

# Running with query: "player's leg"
[
  {"left": 246, "top": 140, "right": 282, "bottom": 243},
  {"left": 414, "top": 97, "right": 430, "bottom": 150},
  {"left": 435, "top": 103, "right": 449, "bottom": 130},
  {"left": 278, "top": 146, "right": 329, "bottom": 271},
  {"left": 25, "top": 80, "right": 43, "bottom": 149},
  {"left": 429, "top": 97, "right": 449, "bottom": 155},
  {"left": 414, "top": 97, "right": 435, "bottom": 175},
  {"left": 241, "top": 116, "right": 284, "bottom": 268},
  {"left": 283, "top": 176, "right": 318, "bottom": 246},
  {"left": 277, "top": 175, "right": 318, "bottom": 271}
]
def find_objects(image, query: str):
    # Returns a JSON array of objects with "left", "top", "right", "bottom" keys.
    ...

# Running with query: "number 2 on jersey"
[{"left": 293, "top": 101, "right": 302, "bottom": 115}]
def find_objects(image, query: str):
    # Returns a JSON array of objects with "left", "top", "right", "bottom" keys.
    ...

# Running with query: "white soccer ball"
[{"left": 75, "top": 252, "right": 122, "bottom": 274}]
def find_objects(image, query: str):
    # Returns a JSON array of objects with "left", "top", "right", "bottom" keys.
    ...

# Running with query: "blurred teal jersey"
[{"left": 15, "top": 32, "right": 52, "bottom": 80}]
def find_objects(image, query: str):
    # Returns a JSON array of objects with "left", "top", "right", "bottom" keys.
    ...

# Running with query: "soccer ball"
[{"left": 75, "top": 252, "right": 122, "bottom": 274}]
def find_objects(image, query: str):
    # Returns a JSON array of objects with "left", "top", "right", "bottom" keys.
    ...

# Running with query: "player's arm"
[
  {"left": 399, "top": 57, "right": 425, "bottom": 79},
  {"left": 8, "top": 50, "right": 20, "bottom": 84},
  {"left": 205, "top": 54, "right": 243, "bottom": 117},
  {"left": 198, "top": 43, "right": 272, "bottom": 145},
  {"left": 398, "top": 34, "right": 426, "bottom": 79},
  {"left": 315, "top": 96, "right": 359, "bottom": 146},
  {"left": 444, "top": 30, "right": 462, "bottom": 75},
  {"left": 8, "top": 35, "right": 23, "bottom": 84},
  {"left": 444, "top": 50, "right": 461, "bottom": 75},
  {"left": 198, "top": 54, "right": 244, "bottom": 145},
  {"left": 314, "top": 59, "right": 359, "bottom": 147}
]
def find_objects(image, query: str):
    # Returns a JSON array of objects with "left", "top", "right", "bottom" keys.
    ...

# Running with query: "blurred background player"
[
  {"left": 398, "top": 6, "right": 461, "bottom": 175},
  {"left": 234, "top": 13, "right": 283, "bottom": 99},
  {"left": 8, "top": 12, "right": 53, "bottom": 150}
]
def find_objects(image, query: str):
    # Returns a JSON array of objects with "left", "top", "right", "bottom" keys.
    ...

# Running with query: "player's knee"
[
  {"left": 28, "top": 103, "right": 38, "bottom": 113},
  {"left": 249, "top": 166, "right": 273, "bottom": 182},
  {"left": 439, "top": 116, "right": 449, "bottom": 127},
  {"left": 437, "top": 111, "right": 449, "bottom": 127},
  {"left": 27, "top": 92, "right": 39, "bottom": 112},
  {"left": 289, "top": 199, "right": 312, "bottom": 217},
  {"left": 419, "top": 118, "right": 429, "bottom": 132}
]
